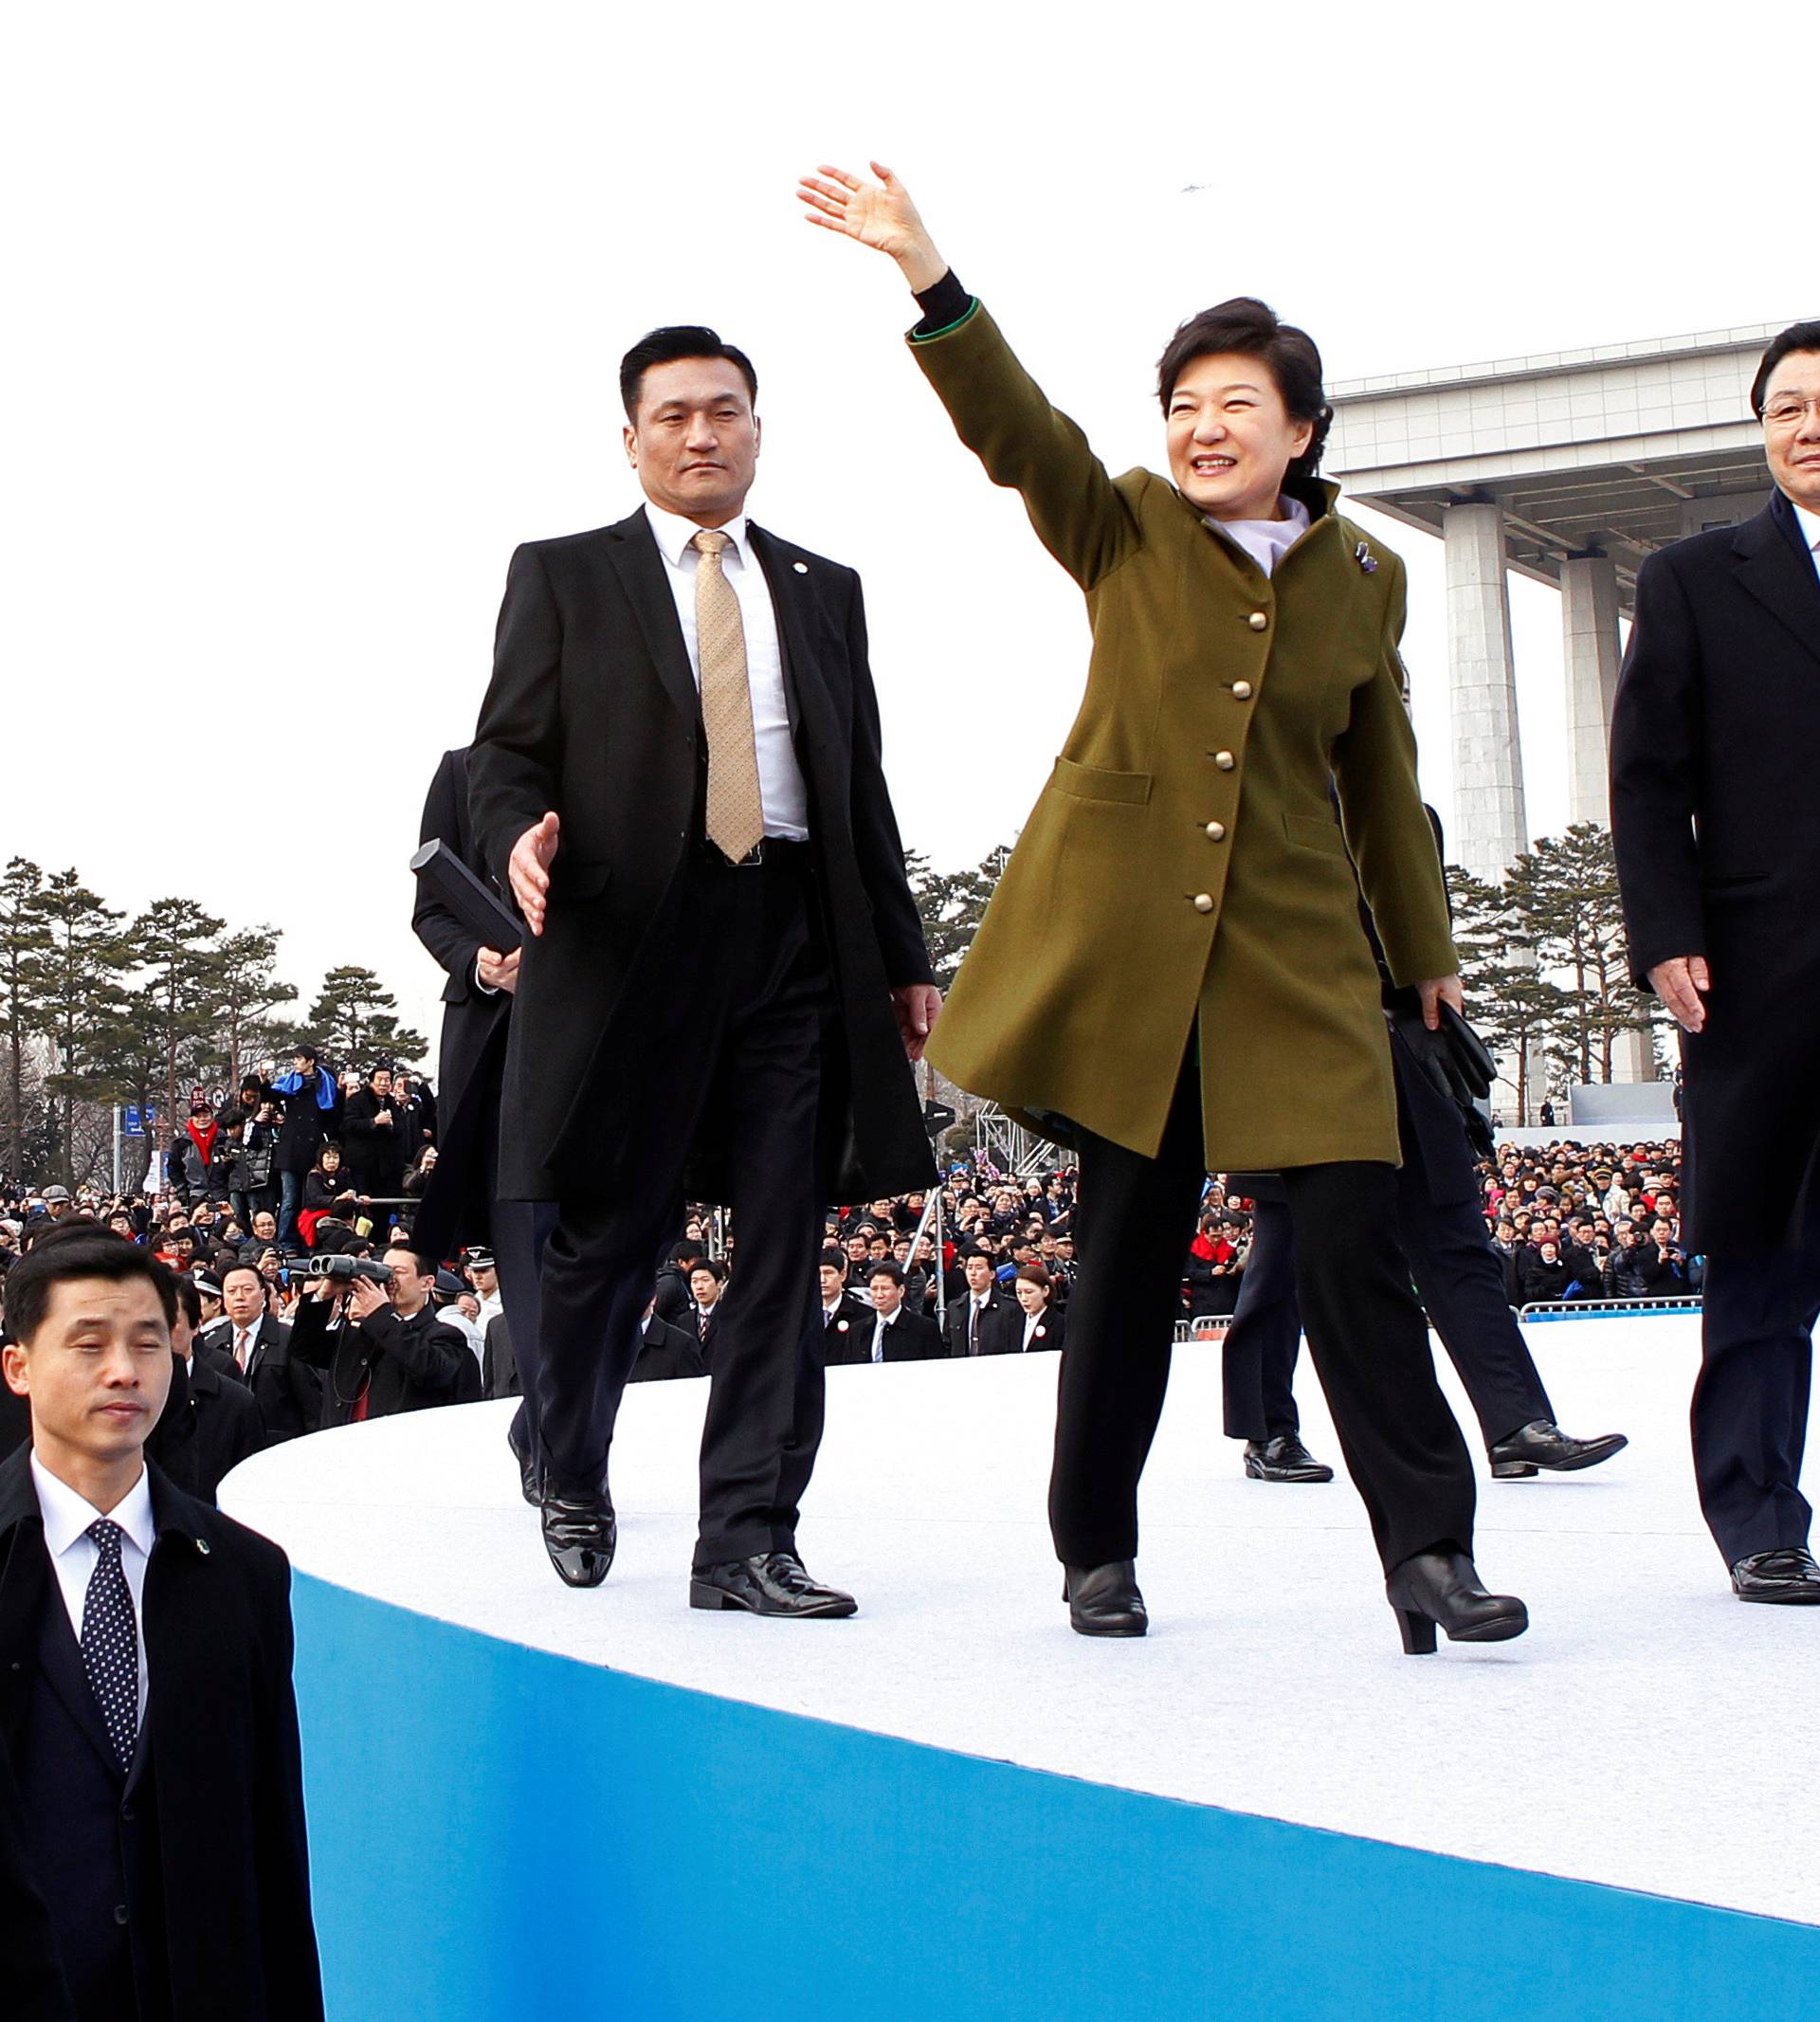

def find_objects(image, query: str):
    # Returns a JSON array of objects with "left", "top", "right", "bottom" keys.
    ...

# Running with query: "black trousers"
[
  {"left": 534, "top": 851, "right": 831, "bottom": 1567},
  {"left": 1224, "top": 1182, "right": 1554, "bottom": 1451},
  {"left": 1054, "top": 1049, "right": 1476, "bottom": 1573},
  {"left": 1694, "top": 1246, "right": 1820, "bottom": 1563}
]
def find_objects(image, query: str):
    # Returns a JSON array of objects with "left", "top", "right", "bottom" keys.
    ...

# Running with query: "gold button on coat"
[
  {"left": 1205, "top": 821, "right": 1227, "bottom": 840},
  {"left": 1247, "top": 611, "right": 1268, "bottom": 630},
  {"left": 1231, "top": 681, "right": 1253, "bottom": 699},
  {"left": 1192, "top": 893, "right": 1214, "bottom": 913},
  {"left": 1213, "top": 750, "right": 1235, "bottom": 770}
]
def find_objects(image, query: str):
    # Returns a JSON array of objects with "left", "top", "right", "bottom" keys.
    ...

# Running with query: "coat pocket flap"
[
  {"left": 1049, "top": 756, "right": 1153, "bottom": 805},
  {"left": 1283, "top": 811, "right": 1346, "bottom": 856}
]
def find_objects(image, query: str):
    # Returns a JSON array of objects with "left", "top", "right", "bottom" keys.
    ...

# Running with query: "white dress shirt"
[
  {"left": 1203, "top": 494, "right": 1312, "bottom": 577},
  {"left": 869, "top": 1308, "right": 900, "bottom": 1363},
  {"left": 1793, "top": 501, "right": 1820, "bottom": 587},
  {"left": 31, "top": 1453, "right": 153, "bottom": 1724},
  {"left": 642, "top": 501, "right": 810, "bottom": 839}
]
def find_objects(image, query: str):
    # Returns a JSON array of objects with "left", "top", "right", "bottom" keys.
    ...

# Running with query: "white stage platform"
[{"left": 224, "top": 1314, "right": 1820, "bottom": 2018}]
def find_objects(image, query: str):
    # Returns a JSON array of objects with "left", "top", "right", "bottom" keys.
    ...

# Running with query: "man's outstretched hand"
[
  {"left": 509, "top": 812, "right": 560, "bottom": 938},
  {"left": 891, "top": 984, "right": 943, "bottom": 1064},
  {"left": 1648, "top": 955, "right": 1710, "bottom": 1033},
  {"left": 796, "top": 162, "right": 947, "bottom": 292},
  {"left": 1416, "top": 974, "right": 1465, "bottom": 1032}
]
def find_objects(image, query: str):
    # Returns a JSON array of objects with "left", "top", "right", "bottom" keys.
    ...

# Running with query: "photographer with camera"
[{"left": 288, "top": 1245, "right": 475, "bottom": 1428}]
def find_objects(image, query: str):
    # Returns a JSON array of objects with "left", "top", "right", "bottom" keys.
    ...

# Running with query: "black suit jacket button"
[
  {"left": 114, "top": 1904, "right": 130, "bottom": 1925},
  {"left": 120, "top": 1805, "right": 136, "bottom": 1823}
]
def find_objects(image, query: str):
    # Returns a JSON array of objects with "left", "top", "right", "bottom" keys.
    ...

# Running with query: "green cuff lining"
[{"left": 908, "top": 299, "right": 982, "bottom": 345}]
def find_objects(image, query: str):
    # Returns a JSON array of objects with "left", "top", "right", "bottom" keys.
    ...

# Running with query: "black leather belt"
[{"left": 697, "top": 837, "right": 814, "bottom": 872}]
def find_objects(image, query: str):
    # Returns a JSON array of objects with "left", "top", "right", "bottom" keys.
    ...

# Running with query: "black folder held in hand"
[{"left": 410, "top": 839, "right": 523, "bottom": 953}]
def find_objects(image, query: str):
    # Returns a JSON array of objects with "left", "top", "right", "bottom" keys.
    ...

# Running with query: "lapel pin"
[
  {"left": 195, "top": 1538, "right": 210, "bottom": 1556},
  {"left": 1355, "top": 542, "right": 1378, "bottom": 574},
  {"left": 792, "top": 561, "right": 809, "bottom": 574}
]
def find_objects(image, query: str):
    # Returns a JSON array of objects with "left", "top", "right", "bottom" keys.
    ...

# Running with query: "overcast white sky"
[{"left": 6, "top": 2, "right": 1806, "bottom": 1050}]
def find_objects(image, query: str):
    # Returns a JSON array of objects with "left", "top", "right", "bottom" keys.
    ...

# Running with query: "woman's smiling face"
[{"left": 1166, "top": 351, "right": 1312, "bottom": 522}]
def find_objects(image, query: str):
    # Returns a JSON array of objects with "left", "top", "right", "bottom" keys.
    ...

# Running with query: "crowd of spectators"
[{"left": 0, "top": 1045, "right": 1697, "bottom": 1505}]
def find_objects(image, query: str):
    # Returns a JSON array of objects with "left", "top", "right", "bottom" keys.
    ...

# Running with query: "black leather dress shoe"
[
  {"left": 1244, "top": 1434, "right": 1336, "bottom": 1484},
  {"left": 1730, "top": 1546, "right": 1820, "bottom": 1604},
  {"left": 506, "top": 1423, "right": 540, "bottom": 1507},
  {"left": 689, "top": 1552, "right": 857, "bottom": 1617},
  {"left": 1489, "top": 1419, "right": 1629, "bottom": 1480},
  {"left": 1385, "top": 1549, "right": 1528, "bottom": 1655},
  {"left": 541, "top": 1493, "right": 616, "bottom": 1589},
  {"left": 1062, "top": 1560, "right": 1147, "bottom": 1637}
]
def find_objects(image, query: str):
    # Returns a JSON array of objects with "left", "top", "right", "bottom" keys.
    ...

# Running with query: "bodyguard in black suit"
[
  {"left": 0, "top": 1230, "right": 322, "bottom": 2020},
  {"left": 468, "top": 325, "right": 937, "bottom": 1609},
  {"left": 942, "top": 1252, "right": 1019, "bottom": 1358},
  {"left": 1611, "top": 320, "right": 1820, "bottom": 1603},
  {"left": 854, "top": 1266, "right": 944, "bottom": 1364}
]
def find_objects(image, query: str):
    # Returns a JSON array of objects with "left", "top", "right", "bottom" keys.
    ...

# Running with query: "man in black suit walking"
[
  {"left": 469, "top": 324, "right": 938, "bottom": 1610},
  {"left": 1612, "top": 319, "right": 1820, "bottom": 1604},
  {"left": 0, "top": 1229, "right": 322, "bottom": 2019}
]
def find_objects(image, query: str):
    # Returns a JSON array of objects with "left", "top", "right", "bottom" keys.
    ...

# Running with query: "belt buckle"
[{"left": 736, "top": 840, "right": 766, "bottom": 868}]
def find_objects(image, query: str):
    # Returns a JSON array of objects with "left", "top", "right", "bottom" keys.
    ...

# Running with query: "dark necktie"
[
  {"left": 81, "top": 1520, "right": 138, "bottom": 1771},
  {"left": 699, "top": 1309, "right": 710, "bottom": 1340},
  {"left": 969, "top": 1300, "right": 981, "bottom": 1357}
]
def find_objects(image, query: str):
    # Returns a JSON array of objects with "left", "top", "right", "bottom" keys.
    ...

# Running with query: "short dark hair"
[
  {"left": 168, "top": 1270, "right": 202, "bottom": 1330},
  {"left": 1156, "top": 297, "right": 1333, "bottom": 492},
  {"left": 221, "top": 1262, "right": 264, "bottom": 1290},
  {"left": 867, "top": 1262, "right": 906, "bottom": 1290},
  {"left": 819, "top": 1247, "right": 848, "bottom": 1274},
  {"left": 383, "top": 1244, "right": 432, "bottom": 1280},
  {"left": 669, "top": 1239, "right": 707, "bottom": 1268},
  {"left": 1751, "top": 320, "right": 1820, "bottom": 417},
  {"left": 5, "top": 1228, "right": 175, "bottom": 1345},
  {"left": 689, "top": 1257, "right": 725, "bottom": 1285},
  {"left": 620, "top": 326, "right": 757, "bottom": 423}
]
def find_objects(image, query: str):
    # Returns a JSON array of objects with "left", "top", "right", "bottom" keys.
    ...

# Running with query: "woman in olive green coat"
[{"left": 802, "top": 163, "right": 1526, "bottom": 1656}]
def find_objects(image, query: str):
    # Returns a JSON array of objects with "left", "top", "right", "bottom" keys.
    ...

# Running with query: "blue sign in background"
[{"left": 123, "top": 1105, "right": 143, "bottom": 1136}]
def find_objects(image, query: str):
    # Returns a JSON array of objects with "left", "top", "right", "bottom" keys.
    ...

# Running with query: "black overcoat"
[
  {"left": 1611, "top": 492, "right": 1820, "bottom": 1254},
  {"left": 0, "top": 1449, "right": 323, "bottom": 2020},
  {"left": 467, "top": 509, "right": 936, "bottom": 1204},
  {"left": 146, "top": 1351, "right": 266, "bottom": 1503},
  {"left": 410, "top": 744, "right": 513, "bottom": 1259}
]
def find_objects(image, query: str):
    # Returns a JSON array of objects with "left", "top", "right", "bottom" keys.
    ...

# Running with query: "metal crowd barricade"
[
  {"left": 1173, "top": 1317, "right": 1232, "bottom": 1343},
  {"left": 1517, "top": 1296, "right": 1702, "bottom": 1323}
]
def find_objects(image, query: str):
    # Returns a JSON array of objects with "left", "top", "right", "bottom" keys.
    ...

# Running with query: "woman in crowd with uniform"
[{"left": 801, "top": 162, "right": 1525, "bottom": 1654}]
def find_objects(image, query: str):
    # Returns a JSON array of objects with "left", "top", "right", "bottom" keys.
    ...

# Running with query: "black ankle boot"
[{"left": 1385, "top": 1549, "right": 1527, "bottom": 1655}]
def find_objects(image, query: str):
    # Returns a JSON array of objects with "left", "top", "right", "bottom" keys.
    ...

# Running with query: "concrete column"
[
  {"left": 1561, "top": 552, "right": 1623, "bottom": 827},
  {"left": 1444, "top": 501, "right": 1528, "bottom": 882}
]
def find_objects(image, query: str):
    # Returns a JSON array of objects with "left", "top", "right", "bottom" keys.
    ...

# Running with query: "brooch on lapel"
[
  {"left": 1355, "top": 542, "right": 1378, "bottom": 574},
  {"left": 792, "top": 561, "right": 809, "bottom": 574}
]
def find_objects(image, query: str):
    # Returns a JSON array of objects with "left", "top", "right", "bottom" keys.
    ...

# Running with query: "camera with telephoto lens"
[{"left": 306, "top": 1254, "right": 393, "bottom": 1285}]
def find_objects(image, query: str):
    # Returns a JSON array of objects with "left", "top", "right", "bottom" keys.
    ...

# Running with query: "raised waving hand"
[{"left": 796, "top": 162, "right": 947, "bottom": 292}]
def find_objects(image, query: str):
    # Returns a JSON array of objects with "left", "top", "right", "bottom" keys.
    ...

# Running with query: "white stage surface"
[{"left": 223, "top": 1314, "right": 1819, "bottom": 1929}]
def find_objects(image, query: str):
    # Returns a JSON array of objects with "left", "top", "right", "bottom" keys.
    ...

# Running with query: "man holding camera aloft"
[{"left": 288, "top": 1246, "right": 473, "bottom": 1427}]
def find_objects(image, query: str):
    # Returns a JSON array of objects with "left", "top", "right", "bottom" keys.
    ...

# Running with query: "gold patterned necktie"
[{"left": 691, "top": 528, "right": 765, "bottom": 863}]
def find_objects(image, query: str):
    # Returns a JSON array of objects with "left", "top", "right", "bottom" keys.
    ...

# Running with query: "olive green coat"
[{"left": 911, "top": 302, "right": 1458, "bottom": 1168}]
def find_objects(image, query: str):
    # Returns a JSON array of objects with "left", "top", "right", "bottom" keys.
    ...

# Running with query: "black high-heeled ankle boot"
[{"left": 1385, "top": 1549, "right": 1527, "bottom": 1655}]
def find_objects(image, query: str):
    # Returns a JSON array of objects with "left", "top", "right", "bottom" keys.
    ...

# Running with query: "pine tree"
[
  {"left": 1445, "top": 863, "right": 1567, "bottom": 1124},
  {"left": 33, "top": 869, "right": 132, "bottom": 1187},
  {"left": 0, "top": 858, "right": 51, "bottom": 1181},
  {"left": 210, "top": 927, "right": 298, "bottom": 1088},
  {"left": 127, "top": 897, "right": 231, "bottom": 1146},
  {"left": 905, "top": 844, "right": 1010, "bottom": 993},
  {"left": 1502, "top": 824, "right": 1650, "bottom": 1084},
  {"left": 304, "top": 965, "right": 427, "bottom": 1068}
]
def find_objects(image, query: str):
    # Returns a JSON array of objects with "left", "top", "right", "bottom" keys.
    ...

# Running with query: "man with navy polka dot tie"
[{"left": 0, "top": 1227, "right": 323, "bottom": 2017}]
